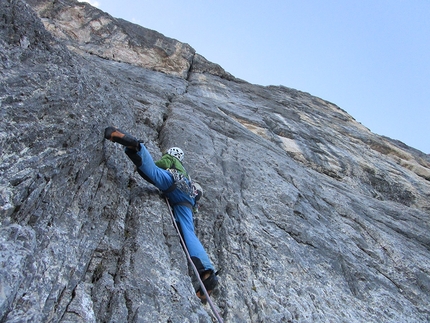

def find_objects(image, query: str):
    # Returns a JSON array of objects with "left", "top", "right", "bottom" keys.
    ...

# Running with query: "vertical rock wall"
[{"left": 1, "top": 0, "right": 429, "bottom": 322}]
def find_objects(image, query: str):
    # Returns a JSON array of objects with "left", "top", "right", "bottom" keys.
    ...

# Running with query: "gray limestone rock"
[{"left": 1, "top": 0, "right": 429, "bottom": 322}]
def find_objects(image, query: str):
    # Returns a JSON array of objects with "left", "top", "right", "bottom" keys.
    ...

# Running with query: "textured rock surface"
[{"left": 1, "top": 0, "right": 429, "bottom": 322}]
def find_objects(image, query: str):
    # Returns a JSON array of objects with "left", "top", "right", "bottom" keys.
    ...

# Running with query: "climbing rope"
[{"left": 164, "top": 197, "right": 224, "bottom": 323}]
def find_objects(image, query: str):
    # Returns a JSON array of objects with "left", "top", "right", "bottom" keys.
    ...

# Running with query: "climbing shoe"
[
  {"left": 196, "top": 270, "right": 219, "bottom": 302},
  {"left": 104, "top": 126, "right": 140, "bottom": 150}
]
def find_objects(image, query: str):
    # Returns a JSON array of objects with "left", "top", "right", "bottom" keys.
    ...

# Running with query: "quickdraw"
[{"left": 166, "top": 169, "right": 198, "bottom": 199}]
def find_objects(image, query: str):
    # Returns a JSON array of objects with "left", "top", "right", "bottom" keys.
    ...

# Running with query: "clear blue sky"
[{"left": 85, "top": 0, "right": 429, "bottom": 154}]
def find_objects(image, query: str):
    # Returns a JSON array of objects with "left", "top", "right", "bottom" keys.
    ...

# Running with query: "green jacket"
[{"left": 155, "top": 154, "right": 188, "bottom": 177}]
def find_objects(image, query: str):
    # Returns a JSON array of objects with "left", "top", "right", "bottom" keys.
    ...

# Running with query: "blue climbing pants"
[{"left": 125, "top": 144, "right": 214, "bottom": 273}]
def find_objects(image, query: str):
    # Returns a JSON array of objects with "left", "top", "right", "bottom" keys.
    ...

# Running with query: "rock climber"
[{"left": 104, "top": 126, "right": 218, "bottom": 301}]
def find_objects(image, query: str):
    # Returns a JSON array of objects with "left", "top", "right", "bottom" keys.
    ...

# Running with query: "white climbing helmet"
[{"left": 167, "top": 147, "right": 184, "bottom": 161}]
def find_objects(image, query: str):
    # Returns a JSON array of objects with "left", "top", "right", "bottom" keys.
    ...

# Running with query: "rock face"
[{"left": 1, "top": 0, "right": 429, "bottom": 322}]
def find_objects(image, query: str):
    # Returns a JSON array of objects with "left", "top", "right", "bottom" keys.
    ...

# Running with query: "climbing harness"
[
  {"left": 164, "top": 169, "right": 198, "bottom": 199},
  {"left": 164, "top": 197, "right": 224, "bottom": 323}
]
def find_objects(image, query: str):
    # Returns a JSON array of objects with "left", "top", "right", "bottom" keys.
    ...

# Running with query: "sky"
[{"left": 84, "top": 0, "right": 429, "bottom": 154}]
